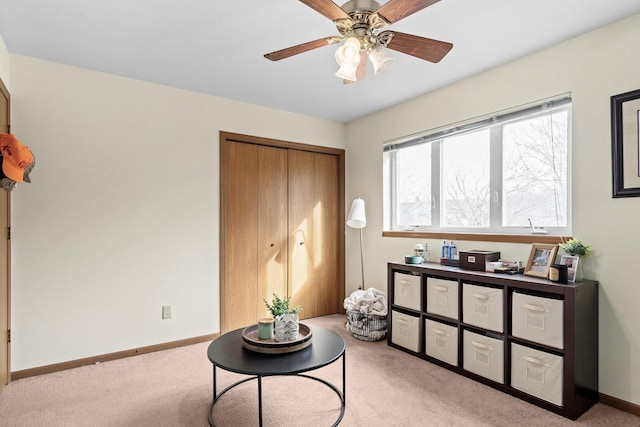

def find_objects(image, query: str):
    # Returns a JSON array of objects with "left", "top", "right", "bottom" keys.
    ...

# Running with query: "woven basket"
[{"left": 346, "top": 310, "right": 387, "bottom": 342}]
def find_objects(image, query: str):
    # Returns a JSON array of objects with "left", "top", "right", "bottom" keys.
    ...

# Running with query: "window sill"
[{"left": 382, "top": 231, "right": 569, "bottom": 245}]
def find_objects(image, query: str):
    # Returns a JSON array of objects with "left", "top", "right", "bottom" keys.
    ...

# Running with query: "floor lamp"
[{"left": 347, "top": 198, "right": 366, "bottom": 290}]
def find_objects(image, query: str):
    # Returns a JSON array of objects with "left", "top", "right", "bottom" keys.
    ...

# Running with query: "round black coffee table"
[{"left": 207, "top": 325, "right": 346, "bottom": 426}]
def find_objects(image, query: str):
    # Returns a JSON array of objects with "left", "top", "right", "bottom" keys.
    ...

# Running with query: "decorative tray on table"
[{"left": 241, "top": 323, "right": 313, "bottom": 354}]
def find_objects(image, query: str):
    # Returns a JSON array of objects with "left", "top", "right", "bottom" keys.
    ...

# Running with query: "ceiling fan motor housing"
[
  {"left": 337, "top": 0, "right": 389, "bottom": 52},
  {"left": 341, "top": 0, "right": 381, "bottom": 13}
]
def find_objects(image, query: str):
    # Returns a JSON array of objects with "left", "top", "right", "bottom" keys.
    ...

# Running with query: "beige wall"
[
  {"left": 345, "top": 13, "right": 640, "bottom": 405},
  {"left": 8, "top": 54, "right": 346, "bottom": 370},
  {"left": 0, "top": 33, "right": 9, "bottom": 89}
]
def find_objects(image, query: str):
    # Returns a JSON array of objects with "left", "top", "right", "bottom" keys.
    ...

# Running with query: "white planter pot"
[{"left": 274, "top": 313, "right": 299, "bottom": 342}]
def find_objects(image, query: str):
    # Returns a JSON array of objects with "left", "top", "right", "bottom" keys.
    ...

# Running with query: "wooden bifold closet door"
[{"left": 220, "top": 132, "right": 345, "bottom": 333}]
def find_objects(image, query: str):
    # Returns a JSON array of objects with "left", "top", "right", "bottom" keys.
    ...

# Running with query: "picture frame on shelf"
[
  {"left": 611, "top": 88, "right": 640, "bottom": 197},
  {"left": 524, "top": 243, "right": 558, "bottom": 279},
  {"left": 560, "top": 255, "right": 580, "bottom": 283}
]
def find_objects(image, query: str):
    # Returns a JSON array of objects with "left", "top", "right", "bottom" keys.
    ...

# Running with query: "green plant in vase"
[
  {"left": 264, "top": 293, "right": 302, "bottom": 342},
  {"left": 558, "top": 238, "right": 592, "bottom": 257},
  {"left": 559, "top": 238, "right": 591, "bottom": 281},
  {"left": 263, "top": 293, "right": 302, "bottom": 318}
]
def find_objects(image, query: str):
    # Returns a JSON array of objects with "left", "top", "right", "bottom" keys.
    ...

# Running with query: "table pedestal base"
[{"left": 208, "top": 352, "right": 346, "bottom": 427}]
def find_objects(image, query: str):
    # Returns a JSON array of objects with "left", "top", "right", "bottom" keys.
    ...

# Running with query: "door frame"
[
  {"left": 0, "top": 76, "right": 11, "bottom": 390},
  {"left": 219, "top": 131, "right": 345, "bottom": 332}
]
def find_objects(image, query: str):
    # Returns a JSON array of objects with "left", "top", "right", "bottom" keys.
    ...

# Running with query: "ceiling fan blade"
[
  {"left": 265, "top": 36, "right": 341, "bottom": 61},
  {"left": 345, "top": 51, "right": 367, "bottom": 84},
  {"left": 300, "top": 0, "right": 351, "bottom": 21},
  {"left": 376, "top": 0, "right": 440, "bottom": 24},
  {"left": 383, "top": 31, "right": 453, "bottom": 63}
]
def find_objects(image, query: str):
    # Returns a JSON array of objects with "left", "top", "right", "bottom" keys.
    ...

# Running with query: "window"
[{"left": 383, "top": 97, "right": 571, "bottom": 235}]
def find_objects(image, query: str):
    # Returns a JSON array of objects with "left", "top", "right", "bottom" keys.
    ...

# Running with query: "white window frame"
[{"left": 383, "top": 96, "right": 572, "bottom": 236}]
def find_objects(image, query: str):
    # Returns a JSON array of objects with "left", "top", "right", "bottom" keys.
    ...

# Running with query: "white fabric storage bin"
[
  {"left": 463, "top": 330, "right": 504, "bottom": 384},
  {"left": 462, "top": 284, "right": 504, "bottom": 332},
  {"left": 511, "top": 343, "right": 564, "bottom": 406},
  {"left": 391, "top": 310, "right": 420, "bottom": 352},
  {"left": 426, "top": 277, "right": 459, "bottom": 320},
  {"left": 512, "top": 291, "right": 564, "bottom": 349},
  {"left": 394, "top": 272, "right": 421, "bottom": 311},
  {"left": 425, "top": 319, "right": 458, "bottom": 366}
]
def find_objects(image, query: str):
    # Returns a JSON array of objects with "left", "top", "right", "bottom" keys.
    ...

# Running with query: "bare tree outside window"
[
  {"left": 503, "top": 111, "right": 568, "bottom": 227},
  {"left": 442, "top": 130, "right": 490, "bottom": 227},
  {"left": 395, "top": 144, "right": 431, "bottom": 226}
]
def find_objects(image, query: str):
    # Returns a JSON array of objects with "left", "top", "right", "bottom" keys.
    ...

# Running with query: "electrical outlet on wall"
[{"left": 162, "top": 305, "right": 172, "bottom": 319}]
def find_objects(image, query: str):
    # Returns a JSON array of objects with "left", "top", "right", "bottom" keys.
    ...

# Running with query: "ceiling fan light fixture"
[
  {"left": 335, "top": 37, "right": 361, "bottom": 67},
  {"left": 335, "top": 63, "right": 359, "bottom": 81},
  {"left": 368, "top": 45, "right": 396, "bottom": 75},
  {"left": 265, "top": 0, "right": 454, "bottom": 84}
]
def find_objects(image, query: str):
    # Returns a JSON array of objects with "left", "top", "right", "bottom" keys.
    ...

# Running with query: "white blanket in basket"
[{"left": 344, "top": 288, "right": 388, "bottom": 316}]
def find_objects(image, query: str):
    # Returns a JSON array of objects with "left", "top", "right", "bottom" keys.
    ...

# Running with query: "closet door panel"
[
  {"left": 288, "top": 150, "right": 339, "bottom": 318},
  {"left": 288, "top": 150, "right": 314, "bottom": 317},
  {"left": 314, "top": 152, "right": 340, "bottom": 314},
  {"left": 221, "top": 141, "right": 259, "bottom": 332},
  {"left": 257, "top": 145, "right": 288, "bottom": 318}
]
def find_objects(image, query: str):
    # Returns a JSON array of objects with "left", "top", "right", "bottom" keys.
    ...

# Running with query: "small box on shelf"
[{"left": 459, "top": 250, "right": 500, "bottom": 271}]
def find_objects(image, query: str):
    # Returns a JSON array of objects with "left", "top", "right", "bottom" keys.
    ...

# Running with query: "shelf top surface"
[{"left": 389, "top": 261, "right": 597, "bottom": 291}]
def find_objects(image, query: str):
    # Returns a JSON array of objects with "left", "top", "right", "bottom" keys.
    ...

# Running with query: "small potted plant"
[
  {"left": 264, "top": 293, "right": 302, "bottom": 342},
  {"left": 558, "top": 238, "right": 592, "bottom": 257},
  {"left": 559, "top": 238, "right": 591, "bottom": 281}
]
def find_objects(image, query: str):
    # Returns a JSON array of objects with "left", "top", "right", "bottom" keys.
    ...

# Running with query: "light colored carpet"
[{"left": 0, "top": 314, "right": 638, "bottom": 426}]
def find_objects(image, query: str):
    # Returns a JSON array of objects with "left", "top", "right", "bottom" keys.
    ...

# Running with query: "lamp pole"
[
  {"left": 347, "top": 198, "right": 366, "bottom": 291},
  {"left": 358, "top": 226, "right": 365, "bottom": 290}
]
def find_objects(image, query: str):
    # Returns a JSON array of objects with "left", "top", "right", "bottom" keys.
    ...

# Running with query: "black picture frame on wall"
[{"left": 611, "top": 88, "right": 640, "bottom": 197}]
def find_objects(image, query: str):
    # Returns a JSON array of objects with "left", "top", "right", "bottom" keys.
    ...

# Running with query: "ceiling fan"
[{"left": 264, "top": 0, "right": 453, "bottom": 83}]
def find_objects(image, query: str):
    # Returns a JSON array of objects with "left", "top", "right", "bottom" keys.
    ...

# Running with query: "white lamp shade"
[
  {"left": 347, "top": 198, "right": 366, "bottom": 228},
  {"left": 335, "top": 37, "right": 361, "bottom": 67},
  {"left": 368, "top": 45, "right": 395, "bottom": 75},
  {"left": 335, "top": 64, "right": 358, "bottom": 81}
]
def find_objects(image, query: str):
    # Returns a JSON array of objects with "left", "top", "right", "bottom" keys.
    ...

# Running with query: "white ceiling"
[{"left": 1, "top": 0, "right": 640, "bottom": 123}]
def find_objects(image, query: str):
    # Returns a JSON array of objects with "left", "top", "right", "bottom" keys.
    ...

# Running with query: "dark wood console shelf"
[{"left": 387, "top": 262, "right": 598, "bottom": 420}]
